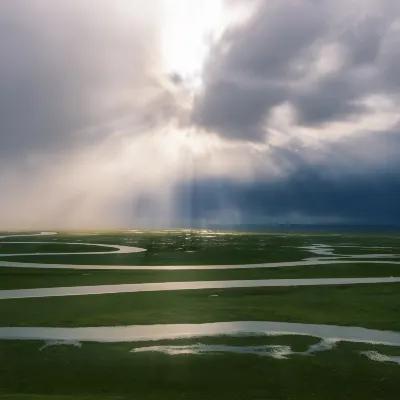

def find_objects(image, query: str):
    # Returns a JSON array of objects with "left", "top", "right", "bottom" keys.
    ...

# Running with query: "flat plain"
[{"left": 0, "top": 230, "right": 399, "bottom": 399}]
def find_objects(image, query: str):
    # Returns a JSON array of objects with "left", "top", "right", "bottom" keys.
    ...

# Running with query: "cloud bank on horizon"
[{"left": 0, "top": 0, "right": 399, "bottom": 229}]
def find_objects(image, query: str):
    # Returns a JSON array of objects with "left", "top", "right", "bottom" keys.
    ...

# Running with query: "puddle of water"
[
  {"left": 1, "top": 321, "right": 400, "bottom": 346},
  {"left": 360, "top": 351, "right": 400, "bottom": 365},
  {"left": 1, "top": 276, "right": 400, "bottom": 300},
  {"left": 338, "top": 246, "right": 393, "bottom": 249},
  {"left": 131, "top": 343, "right": 293, "bottom": 358},
  {"left": 39, "top": 339, "right": 82, "bottom": 351},
  {"left": 130, "top": 339, "right": 335, "bottom": 359},
  {"left": 338, "top": 254, "right": 399, "bottom": 259},
  {"left": 300, "top": 244, "right": 335, "bottom": 256}
]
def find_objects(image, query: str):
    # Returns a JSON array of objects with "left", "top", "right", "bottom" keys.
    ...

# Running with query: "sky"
[{"left": 0, "top": 0, "right": 399, "bottom": 229}]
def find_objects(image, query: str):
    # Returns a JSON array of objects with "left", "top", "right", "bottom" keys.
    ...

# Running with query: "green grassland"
[
  {"left": 1, "top": 231, "right": 399, "bottom": 266},
  {"left": 0, "top": 242, "right": 114, "bottom": 254},
  {"left": 0, "top": 232, "right": 311, "bottom": 264},
  {"left": 1, "top": 338, "right": 400, "bottom": 400},
  {"left": 1, "top": 230, "right": 400, "bottom": 400},
  {"left": 1, "top": 262, "right": 400, "bottom": 290},
  {"left": 1, "top": 284, "right": 399, "bottom": 330}
]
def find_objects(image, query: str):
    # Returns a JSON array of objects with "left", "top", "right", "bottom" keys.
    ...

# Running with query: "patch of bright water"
[
  {"left": 39, "top": 340, "right": 82, "bottom": 351},
  {"left": 300, "top": 244, "right": 335, "bottom": 256},
  {"left": 360, "top": 351, "right": 400, "bottom": 365},
  {"left": 1, "top": 321, "right": 400, "bottom": 346},
  {"left": 130, "top": 339, "right": 335, "bottom": 359},
  {"left": 1, "top": 277, "right": 400, "bottom": 300},
  {"left": 2, "top": 258, "right": 399, "bottom": 270}
]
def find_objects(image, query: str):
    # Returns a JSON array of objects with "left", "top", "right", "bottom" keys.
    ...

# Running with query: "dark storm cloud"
[
  {"left": 193, "top": 0, "right": 325, "bottom": 140},
  {"left": 193, "top": 80, "right": 286, "bottom": 140},
  {"left": 186, "top": 171, "right": 400, "bottom": 224},
  {"left": 176, "top": 127, "right": 400, "bottom": 224},
  {"left": 292, "top": 75, "right": 367, "bottom": 126},
  {"left": 193, "top": 0, "right": 400, "bottom": 139}
]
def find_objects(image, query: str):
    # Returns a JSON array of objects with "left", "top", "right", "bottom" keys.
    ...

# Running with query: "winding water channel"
[{"left": 1, "top": 231, "right": 399, "bottom": 362}]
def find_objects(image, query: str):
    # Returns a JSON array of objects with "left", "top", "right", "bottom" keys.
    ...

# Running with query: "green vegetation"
[
  {"left": 1, "top": 262, "right": 400, "bottom": 290},
  {"left": 0, "top": 396, "right": 104, "bottom": 400},
  {"left": 1, "top": 231, "right": 399, "bottom": 265},
  {"left": 1, "top": 283, "right": 399, "bottom": 330},
  {"left": 1, "top": 230, "right": 400, "bottom": 399},
  {"left": 0, "top": 232, "right": 310, "bottom": 265},
  {"left": 1, "top": 338, "right": 400, "bottom": 400},
  {"left": 0, "top": 242, "right": 114, "bottom": 255}
]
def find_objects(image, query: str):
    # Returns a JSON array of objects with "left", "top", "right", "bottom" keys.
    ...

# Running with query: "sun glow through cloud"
[
  {"left": 1, "top": 0, "right": 399, "bottom": 229},
  {"left": 160, "top": 0, "right": 225, "bottom": 90},
  {"left": 0, "top": 0, "right": 292, "bottom": 229}
]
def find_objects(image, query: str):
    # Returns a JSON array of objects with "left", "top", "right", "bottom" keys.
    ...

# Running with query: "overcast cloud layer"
[{"left": 0, "top": 0, "right": 399, "bottom": 229}]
